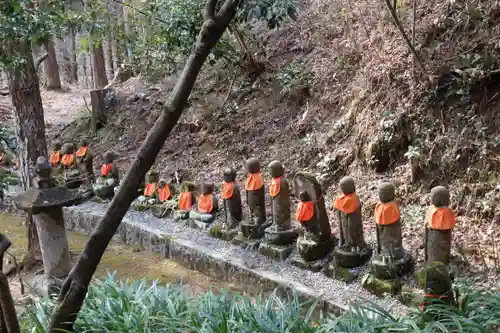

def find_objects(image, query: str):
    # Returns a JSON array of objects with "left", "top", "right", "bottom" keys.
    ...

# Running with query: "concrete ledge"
[{"left": 63, "top": 202, "right": 404, "bottom": 316}]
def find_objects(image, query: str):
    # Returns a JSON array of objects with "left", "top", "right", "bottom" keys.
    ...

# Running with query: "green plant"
[
  {"left": 22, "top": 273, "right": 500, "bottom": 332},
  {"left": 276, "top": 59, "right": 312, "bottom": 94}
]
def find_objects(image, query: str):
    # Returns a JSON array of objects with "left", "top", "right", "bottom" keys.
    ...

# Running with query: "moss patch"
[
  {"left": 361, "top": 273, "right": 401, "bottom": 296},
  {"left": 329, "top": 264, "right": 358, "bottom": 283}
]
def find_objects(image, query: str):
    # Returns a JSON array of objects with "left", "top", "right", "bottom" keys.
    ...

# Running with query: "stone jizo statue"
[
  {"left": 371, "top": 181, "right": 411, "bottom": 279},
  {"left": 221, "top": 167, "right": 242, "bottom": 229},
  {"left": 157, "top": 179, "right": 172, "bottom": 202},
  {"left": 143, "top": 170, "right": 159, "bottom": 202},
  {"left": 93, "top": 151, "right": 119, "bottom": 200},
  {"left": 263, "top": 161, "right": 298, "bottom": 245},
  {"left": 75, "top": 138, "right": 94, "bottom": 181},
  {"left": 333, "top": 176, "right": 371, "bottom": 268},
  {"left": 60, "top": 143, "right": 76, "bottom": 169},
  {"left": 178, "top": 181, "right": 196, "bottom": 212},
  {"left": 49, "top": 141, "right": 62, "bottom": 168},
  {"left": 425, "top": 186, "right": 456, "bottom": 265},
  {"left": 244, "top": 157, "right": 266, "bottom": 225},
  {"left": 293, "top": 172, "right": 334, "bottom": 262},
  {"left": 190, "top": 182, "right": 218, "bottom": 224}
]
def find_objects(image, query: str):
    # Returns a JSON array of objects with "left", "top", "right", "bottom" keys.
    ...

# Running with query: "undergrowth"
[{"left": 22, "top": 273, "right": 500, "bottom": 332}]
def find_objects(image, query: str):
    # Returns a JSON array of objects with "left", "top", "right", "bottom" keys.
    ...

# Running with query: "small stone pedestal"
[
  {"left": 15, "top": 157, "right": 79, "bottom": 296},
  {"left": 326, "top": 246, "right": 373, "bottom": 283},
  {"left": 232, "top": 220, "right": 271, "bottom": 250},
  {"left": 416, "top": 262, "right": 455, "bottom": 312},
  {"left": 290, "top": 236, "right": 337, "bottom": 272},
  {"left": 208, "top": 221, "right": 238, "bottom": 241},
  {"left": 258, "top": 226, "right": 299, "bottom": 261}
]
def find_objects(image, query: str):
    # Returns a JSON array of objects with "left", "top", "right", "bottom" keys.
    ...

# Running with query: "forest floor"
[{"left": 1, "top": 0, "right": 500, "bottom": 294}]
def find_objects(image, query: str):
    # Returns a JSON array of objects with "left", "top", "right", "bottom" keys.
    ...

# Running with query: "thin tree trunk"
[
  {"left": 43, "top": 39, "right": 62, "bottom": 90},
  {"left": 83, "top": 56, "right": 88, "bottom": 88},
  {"left": 5, "top": 38, "right": 47, "bottom": 278},
  {"left": 57, "top": 36, "right": 73, "bottom": 84},
  {"left": 92, "top": 40, "right": 108, "bottom": 89},
  {"left": 48, "top": 1, "right": 243, "bottom": 331},
  {"left": 106, "top": 35, "right": 114, "bottom": 78},
  {"left": 70, "top": 28, "right": 78, "bottom": 83}
]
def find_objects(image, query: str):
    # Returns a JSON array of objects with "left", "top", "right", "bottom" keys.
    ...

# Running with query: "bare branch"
[
  {"left": 35, "top": 53, "right": 48, "bottom": 72},
  {"left": 384, "top": 0, "right": 426, "bottom": 74},
  {"left": 0, "top": 234, "right": 20, "bottom": 333}
]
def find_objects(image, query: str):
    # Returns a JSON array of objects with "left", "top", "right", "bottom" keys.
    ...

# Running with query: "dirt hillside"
[{"left": 5, "top": 0, "right": 497, "bottom": 285}]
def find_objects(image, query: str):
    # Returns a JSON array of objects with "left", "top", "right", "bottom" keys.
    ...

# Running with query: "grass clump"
[{"left": 22, "top": 273, "right": 500, "bottom": 332}]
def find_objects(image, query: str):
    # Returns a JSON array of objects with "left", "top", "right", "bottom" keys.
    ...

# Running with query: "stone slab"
[
  {"left": 62, "top": 202, "right": 409, "bottom": 317},
  {"left": 289, "top": 251, "right": 333, "bottom": 273},
  {"left": 258, "top": 243, "right": 294, "bottom": 261}
]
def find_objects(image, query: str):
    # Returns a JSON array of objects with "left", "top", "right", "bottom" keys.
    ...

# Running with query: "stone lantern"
[{"left": 14, "top": 156, "right": 79, "bottom": 294}]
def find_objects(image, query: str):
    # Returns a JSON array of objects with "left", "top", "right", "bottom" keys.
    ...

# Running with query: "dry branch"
[
  {"left": 35, "top": 53, "right": 48, "bottom": 73},
  {"left": 47, "top": 0, "right": 244, "bottom": 331},
  {"left": 0, "top": 234, "right": 20, "bottom": 333},
  {"left": 384, "top": 0, "right": 426, "bottom": 74}
]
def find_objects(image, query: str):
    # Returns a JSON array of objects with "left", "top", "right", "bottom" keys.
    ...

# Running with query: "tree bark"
[
  {"left": 57, "top": 36, "right": 73, "bottom": 84},
  {"left": 91, "top": 40, "right": 108, "bottom": 89},
  {"left": 48, "top": 1, "right": 242, "bottom": 331},
  {"left": 0, "top": 234, "right": 20, "bottom": 333},
  {"left": 43, "top": 39, "right": 62, "bottom": 90},
  {"left": 6, "top": 38, "right": 47, "bottom": 274},
  {"left": 106, "top": 34, "right": 115, "bottom": 78},
  {"left": 70, "top": 28, "right": 78, "bottom": 83}
]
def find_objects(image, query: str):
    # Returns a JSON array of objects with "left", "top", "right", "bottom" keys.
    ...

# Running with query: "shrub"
[{"left": 22, "top": 273, "right": 500, "bottom": 332}]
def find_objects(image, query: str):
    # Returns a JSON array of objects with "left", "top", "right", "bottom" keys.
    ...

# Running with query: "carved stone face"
[
  {"left": 298, "top": 190, "right": 311, "bottom": 202},
  {"left": 378, "top": 182, "right": 395, "bottom": 203},
  {"left": 200, "top": 182, "right": 214, "bottom": 195},
  {"left": 146, "top": 170, "right": 159, "bottom": 183},
  {"left": 268, "top": 160, "right": 284, "bottom": 178},
  {"left": 61, "top": 143, "right": 74, "bottom": 154},
  {"left": 245, "top": 157, "right": 261, "bottom": 174},
  {"left": 158, "top": 179, "right": 167, "bottom": 188},
  {"left": 430, "top": 186, "right": 450, "bottom": 206},
  {"left": 339, "top": 176, "right": 355, "bottom": 194},
  {"left": 79, "top": 138, "right": 89, "bottom": 147},
  {"left": 51, "top": 141, "right": 62, "bottom": 151},
  {"left": 103, "top": 151, "right": 114, "bottom": 164},
  {"left": 223, "top": 167, "right": 236, "bottom": 182}
]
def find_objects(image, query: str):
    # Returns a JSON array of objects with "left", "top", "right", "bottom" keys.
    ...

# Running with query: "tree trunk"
[
  {"left": 48, "top": 1, "right": 243, "bottom": 331},
  {"left": 91, "top": 41, "right": 108, "bottom": 89},
  {"left": 106, "top": 34, "right": 115, "bottom": 78},
  {"left": 6, "top": 38, "right": 47, "bottom": 271},
  {"left": 57, "top": 36, "right": 73, "bottom": 84},
  {"left": 70, "top": 29, "right": 78, "bottom": 83},
  {"left": 43, "top": 39, "right": 62, "bottom": 90},
  {"left": 23, "top": 212, "right": 42, "bottom": 270}
]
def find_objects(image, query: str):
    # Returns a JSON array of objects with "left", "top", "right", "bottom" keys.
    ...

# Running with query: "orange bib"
[
  {"left": 49, "top": 152, "right": 61, "bottom": 165},
  {"left": 222, "top": 182, "right": 235, "bottom": 199},
  {"left": 76, "top": 146, "right": 88, "bottom": 157},
  {"left": 334, "top": 193, "right": 359, "bottom": 214},
  {"left": 428, "top": 206, "right": 456, "bottom": 230},
  {"left": 197, "top": 194, "right": 214, "bottom": 213},
  {"left": 245, "top": 172, "right": 264, "bottom": 191},
  {"left": 101, "top": 163, "right": 112, "bottom": 177},
  {"left": 269, "top": 177, "right": 281, "bottom": 197},
  {"left": 61, "top": 154, "right": 74, "bottom": 167},
  {"left": 178, "top": 192, "right": 193, "bottom": 211},
  {"left": 158, "top": 185, "right": 171, "bottom": 202},
  {"left": 144, "top": 183, "right": 156, "bottom": 197},
  {"left": 296, "top": 201, "right": 314, "bottom": 222},
  {"left": 375, "top": 201, "right": 400, "bottom": 225}
]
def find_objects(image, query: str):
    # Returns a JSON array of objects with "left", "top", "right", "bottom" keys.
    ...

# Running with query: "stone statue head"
[
  {"left": 268, "top": 160, "right": 284, "bottom": 178},
  {"left": 158, "top": 179, "right": 167, "bottom": 188},
  {"left": 430, "top": 186, "right": 450, "bottom": 206},
  {"left": 61, "top": 143, "right": 74, "bottom": 154},
  {"left": 245, "top": 157, "right": 261, "bottom": 174},
  {"left": 103, "top": 151, "right": 115, "bottom": 163},
  {"left": 378, "top": 182, "right": 395, "bottom": 203},
  {"left": 298, "top": 190, "right": 311, "bottom": 202},
  {"left": 146, "top": 170, "right": 159, "bottom": 183},
  {"left": 223, "top": 167, "right": 237, "bottom": 182},
  {"left": 35, "top": 156, "right": 52, "bottom": 179},
  {"left": 180, "top": 181, "right": 196, "bottom": 192},
  {"left": 51, "top": 141, "right": 62, "bottom": 151},
  {"left": 200, "top": 182, "right": 214, "bottom": 195},
  {"left": 339, "top": 176, "right": 356, "bottom": 194},
  {"left": 79, "top": 138, "right": 90, "bottom": 147}
]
